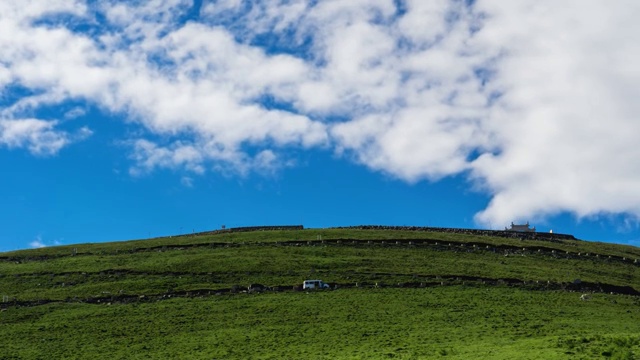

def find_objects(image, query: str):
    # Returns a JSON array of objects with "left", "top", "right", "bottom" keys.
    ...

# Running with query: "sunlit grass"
[
  {"left": 1, "top": 228, "right": 639, "bottom": 359},
  {"left": 1, "top": 287, "right": 639, "bottom": 359}
]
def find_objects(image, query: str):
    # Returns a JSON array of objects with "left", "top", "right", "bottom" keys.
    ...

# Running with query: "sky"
[{"left": 2, "top": 0, "right": 640, "bottom": 251}]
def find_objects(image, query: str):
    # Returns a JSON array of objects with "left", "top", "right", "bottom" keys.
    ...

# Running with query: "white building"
[{"left": 505, "top": 222, "right": 536, "bottom": 232}]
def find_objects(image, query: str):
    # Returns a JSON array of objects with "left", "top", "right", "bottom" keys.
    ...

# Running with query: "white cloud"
[
  {"left": 0, "top": 118, "right": 69, "bottom": 155},
  {"left": 29, "top": 240, "right": 46, "bottom": 248},
  {"left": 2, "top": 0, "right": 640, "bottom": 228},
  {"left": 28, "top": 236, "right": 61, "bottom": 248},
  {"left": 1, "top": 1, "right": 328, "bottom": 169},
  {"left": 469, "top": 0, "right": 640, "bottom": 226},
  {"left": 180, "top": 176, "right": 194, "bottom": 187},
  {"left": 64, "top": 107, "right": 86, "bottom": 119},
  {"left": 29, "top": 235, "right": 47, "bottom": 249},
  {"left": 0, "top": 118, "right": 92, "bottom": 155},
  {"left": 128, "top": 139, "right": 206, "bottom": 176}
]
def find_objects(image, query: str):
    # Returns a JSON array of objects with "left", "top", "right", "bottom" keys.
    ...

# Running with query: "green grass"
[
  {"left": 1, "top": 228, "right": 639, "bottom": 359},
  {"left": 1, "top": 244, "right": 638, "bottom": 301},
  {"left": 4, "top": 229, "right": 640, "bottom": 260},
  {"left": 1, "top": 287, "right": 640, "bottom": 359}
]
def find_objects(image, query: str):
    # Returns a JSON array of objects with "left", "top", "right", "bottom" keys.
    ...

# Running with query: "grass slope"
[{"left": 1, "top": 228, "right": 640, "bottom": 359}]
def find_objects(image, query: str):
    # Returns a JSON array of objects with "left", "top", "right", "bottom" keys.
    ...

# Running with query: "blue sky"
[{"left": 2, "top": 0, "right": 640, "bottom": 251}]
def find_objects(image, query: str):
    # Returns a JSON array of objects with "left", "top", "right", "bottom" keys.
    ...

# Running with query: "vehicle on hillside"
[{"left": 303, "top": 279, "right": 330, "bottom": 290}]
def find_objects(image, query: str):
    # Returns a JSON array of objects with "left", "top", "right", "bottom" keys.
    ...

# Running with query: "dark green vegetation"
[{"left": 1, "top": 228, "right": 640, "bottom": 359}]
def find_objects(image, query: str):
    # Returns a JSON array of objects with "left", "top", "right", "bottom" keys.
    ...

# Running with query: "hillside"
[{"left": 1, "top": 226, "right": 640, "bottom": 359}]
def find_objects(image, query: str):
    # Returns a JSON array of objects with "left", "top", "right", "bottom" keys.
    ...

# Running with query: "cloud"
[
  {"left": 207, "top": 0, "right": 640, "bottom": 227},
  {"left": 128, "top": 139, "right": 206, "bottom": 176},
  {"left": 2, "top": 0, "right": 640, "bottom": 228},
  {"left": 468, "top": 0, "right": 640, "bottom": 226},
  {"left": 64, "top": 107, "right": 86, "bottom": 119},
  {"left": 29, "top": 235, "right": 47, "bottom": 248},
  {"left": 0, "top": 118, "right": 93, "bottom": 155},
  {"left": 1, "top": 0, "right": 328, "bottom": 168},
  {"left": 0, "top": 118, "right": 68, "bottom": 155},
  {"left": 29, "top": 236, "right": 61, "bottom": 248},
  {"left": 29, "top": 239, "right": 46, "bottom": 248},
  {"left": 180, "top": 176, "right": 194, "bottom": 187}
]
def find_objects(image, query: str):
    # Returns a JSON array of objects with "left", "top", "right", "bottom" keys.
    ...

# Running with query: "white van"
[{"left": 303, "top": 280, "right": 330, "bottom": 290}]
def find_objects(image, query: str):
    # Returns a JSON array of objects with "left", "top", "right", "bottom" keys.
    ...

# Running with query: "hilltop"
[{"left": 1, "top": 226, "right": 639, "bottom": 359}]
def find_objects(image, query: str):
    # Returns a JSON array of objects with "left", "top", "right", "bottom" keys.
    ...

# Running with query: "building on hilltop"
[{"left": 505, "top": 222, "right": 536, "bottom": 232}]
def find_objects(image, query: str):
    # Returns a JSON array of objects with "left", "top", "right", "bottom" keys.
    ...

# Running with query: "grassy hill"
[{"left": 1, "top": 227, "right": 639, "bottom": 359}]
